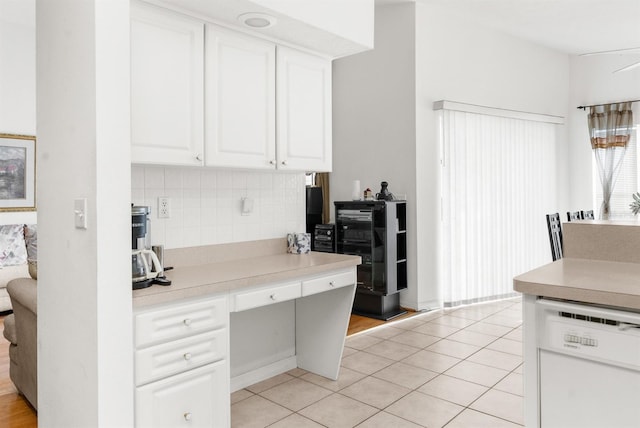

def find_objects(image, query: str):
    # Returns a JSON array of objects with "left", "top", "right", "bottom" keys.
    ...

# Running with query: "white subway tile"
[
  {"left": 200, "top": 226, "right": 217, "bottom": 245},
  {"left": 131, "top": 166, "right": 145, "bottom": 189},
  {"left": 133, "top": 167, "right": 305, "bottom": 249},
  {"left": 164, "top": 168, "right": 183, "bottom": 190},
  {"left": 165, "top": 228, "right": 184, "bottom": 249},
  {"left": 144, "top": 167, "right": 164, "bottom": 189},
  {"left": 183, "top": 169, "right": 201, "bottom": 189},
  {"left": 217, "top": 171, "right": 233, "bottom": 189},
  {"left": 182, "top": 227, "right": 202, "bottom": 247},
  {"left": 246, "top": 172, "right": 260, "bottom": 190},
  {"left": 201, "top": 170, "right": 217, "bottom": 189},
  {"left": 232, "top": 171, "right": 247, "bottom": 190}
]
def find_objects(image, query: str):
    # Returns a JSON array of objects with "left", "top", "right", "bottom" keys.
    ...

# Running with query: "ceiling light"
[{"left": 238, "top": 13, "right": 277, "bottom": 29}]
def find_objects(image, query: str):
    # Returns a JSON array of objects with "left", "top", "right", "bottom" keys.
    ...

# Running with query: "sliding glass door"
[{"left": 439, "top": 107, "right": 558, "bottom": 307}]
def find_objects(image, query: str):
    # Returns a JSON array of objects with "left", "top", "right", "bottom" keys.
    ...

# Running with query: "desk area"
[{"left": 132, "top": 239, "right": 360, "bottom": 427}]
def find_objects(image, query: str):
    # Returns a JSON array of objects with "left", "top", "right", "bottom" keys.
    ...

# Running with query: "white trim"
[
  {"left": 230, "top": 356, "right": 297, "bottom": 392},
  {"left": 433, "top": 100, "right": 565, "bottom": 124}
]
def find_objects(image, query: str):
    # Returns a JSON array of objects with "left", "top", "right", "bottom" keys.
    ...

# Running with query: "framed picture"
[{"left": 0, "top": 134, "right": 36, "bottom": 212}]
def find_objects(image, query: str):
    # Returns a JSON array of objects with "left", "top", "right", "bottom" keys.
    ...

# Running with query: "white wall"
[
  {"left": 333, "top": 2, "right": 571, "bottom": 311},
  {"left": 132, "top": 166, "right": 306, "bottom": 249},
  {"left": 415, "top": 1, "right": 571, "bottom": 309},
  {"left": 249, "top": 0, "right": 374, "bottom": 50},
  {"left": 37, "top": 0, "right": 132, "bottom": 425},
  {"left": 0, "top": 0, "right": 37, "bottom": 226},
  {"left": 332, "top": 3, "right": 417, "bottom": 305},
  {"left": 568, "top": 55, "right": 640, "bottom": 211}
]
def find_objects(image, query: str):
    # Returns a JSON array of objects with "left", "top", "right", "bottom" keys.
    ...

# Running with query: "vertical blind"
[{"left": 440, "top": 109, "right": 558, "bottom": 307}]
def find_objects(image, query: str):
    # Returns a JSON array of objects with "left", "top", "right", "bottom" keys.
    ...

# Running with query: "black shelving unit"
[{"left": 334, "top": 200, "right": 407, "bottom": 320}]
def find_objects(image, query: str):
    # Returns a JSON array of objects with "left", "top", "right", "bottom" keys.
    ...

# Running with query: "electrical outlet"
[{"left": 158, "top": 197, "right": 171, "bottom": 219}]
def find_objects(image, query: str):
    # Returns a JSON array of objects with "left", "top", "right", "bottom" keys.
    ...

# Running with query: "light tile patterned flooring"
[{"left": 231, "top": 297, "right": 524, "bottom": 427}]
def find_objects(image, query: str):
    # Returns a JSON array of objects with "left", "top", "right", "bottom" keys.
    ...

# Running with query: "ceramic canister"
[{"left": 287, "top": 232, "right": 311, "bottom": 254}]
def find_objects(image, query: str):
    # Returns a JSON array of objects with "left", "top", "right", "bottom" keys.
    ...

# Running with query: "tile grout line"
[{"left": 232, "top": 298, "right": 523, "bottom": 427}]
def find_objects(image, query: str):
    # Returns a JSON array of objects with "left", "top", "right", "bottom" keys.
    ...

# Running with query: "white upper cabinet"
[
  {"left": 204, "top": 25, "right": 276, "bottom": 169},
  {"left": 130, "top": 2, "right": 204, "bottom": 166},
  {"left": 130, "top": 4, "right": 333, "bottom": 172},
  {"left": 277, "top": 47, "right": 332, "bottom": 172}
]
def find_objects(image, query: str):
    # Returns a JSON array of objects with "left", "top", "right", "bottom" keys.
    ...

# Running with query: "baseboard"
[{"left": 230, "top": 356, "right": 297, "bottom": 392}]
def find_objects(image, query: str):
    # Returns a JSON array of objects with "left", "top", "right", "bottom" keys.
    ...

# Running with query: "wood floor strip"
[{"left": 0, "top": 315, "right": 37, "bottom": 428}]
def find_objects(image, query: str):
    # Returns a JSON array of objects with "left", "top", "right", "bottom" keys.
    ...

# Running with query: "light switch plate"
[
  {"left": 74, "top": 198, "right": 87, "bottom": 229},
  {"left": 241, "top": 197, "right": 253, "bottom": 215}
]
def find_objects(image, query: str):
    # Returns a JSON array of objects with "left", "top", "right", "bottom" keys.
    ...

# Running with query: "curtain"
[
  {"left": 441, "top": 110, "right": 557, "bottom": 307},
  {"left": 314, "top": 172, "right": 330, "bottom": 223},
  {"left": 588, "top": 102, "right": 634, "bottom": 219}
]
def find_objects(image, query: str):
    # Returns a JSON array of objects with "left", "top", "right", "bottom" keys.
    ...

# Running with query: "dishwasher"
[{"left": 536, "top": 298, "right": 640, "bottom": 428}]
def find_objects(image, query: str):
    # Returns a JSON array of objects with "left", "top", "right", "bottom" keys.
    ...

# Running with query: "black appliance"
[
  {"left": 131, "top": 205, "right": 170, "bottom": 289},
  {"left": 306, "top": 187, "right": 323, "bottom": 248},
  {"left": 334, "top": 200, "right": 407, "bottom": 320},
  {"left": 313, "top": 223, "right": 335, "bottom": 252}
]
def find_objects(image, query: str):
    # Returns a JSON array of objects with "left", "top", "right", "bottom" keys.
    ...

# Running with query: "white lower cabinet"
[
  {"left": 134, "top": 296, "right": 229, "bottom": 427},
  {"left": 135, "top": 361, "right": 229, "bottom": 428}
]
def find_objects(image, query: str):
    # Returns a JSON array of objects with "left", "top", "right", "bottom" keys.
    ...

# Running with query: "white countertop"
[
  {"left": 514, "top": 257, "right": 640, "bottom": 310},
  {"left": 132, "top": 251, "right": 361, "bottom": 308}
]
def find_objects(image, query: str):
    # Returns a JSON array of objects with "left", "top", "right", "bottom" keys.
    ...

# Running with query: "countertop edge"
[
  {"left": 132, "top": 253, "right": 361, "bottom": 309},
  {"left": 514, "top": 258, "right": 640, "bottom": 310}
]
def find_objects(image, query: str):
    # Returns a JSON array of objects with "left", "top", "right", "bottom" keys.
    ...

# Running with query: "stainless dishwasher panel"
[{"left": 536, "top": 299, "right": 640, "bottom": 428}]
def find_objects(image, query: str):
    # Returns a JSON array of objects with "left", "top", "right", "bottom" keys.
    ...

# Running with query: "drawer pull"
[
  {"left": 184, "top": 412, "right": 192, "bottom": 421},
  {"left": 183, "top": 318, "right": 192, "bottom": 326},
  {"left": 329, "top": 281, "right": 335, "bottom": 287},
  {"left": 270, "top": 294, "right": 277, "bottom": 301},
  {"left": 184, "top": 352, "right": 192, "bottom": 361}
]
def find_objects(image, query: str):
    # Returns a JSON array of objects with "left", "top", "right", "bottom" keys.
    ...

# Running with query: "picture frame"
[{"left": 0, "top": 134, "right": 36, "bottom": 212}]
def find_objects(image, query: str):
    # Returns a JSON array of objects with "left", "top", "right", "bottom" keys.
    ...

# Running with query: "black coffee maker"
[{"left": 132, "top": 205, "right": 170, "bottom": 289}]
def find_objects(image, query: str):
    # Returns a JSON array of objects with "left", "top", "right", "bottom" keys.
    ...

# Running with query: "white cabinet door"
[
  {"left": 276, "top": 47, "right": 332, "bottom": 172},
  {"left": 131, "top": 2, "right": 204, "bottom": 166},
  {"left": 136, "top": 361, "right": 229, "bottom": 428},
  {"left": 205, "top": 25, "right": 276, "bottom": 169}
]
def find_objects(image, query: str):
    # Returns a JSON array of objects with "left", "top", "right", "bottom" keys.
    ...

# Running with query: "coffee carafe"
[{"left": 132, "top": 205, "right": 170, "bottom": 289}]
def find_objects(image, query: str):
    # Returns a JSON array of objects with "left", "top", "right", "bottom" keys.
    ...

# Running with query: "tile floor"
[{"left": 231, "top": 297, "right": 524, "bottom": 428}]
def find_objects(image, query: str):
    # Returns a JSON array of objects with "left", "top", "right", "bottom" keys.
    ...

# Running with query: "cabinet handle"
[
  {"left": 270, "top": 294, "right": 277, "bottom": 301},
  {"left": 269, "top": 159, "right": 276, "bottom": 165},
  {"left": 281, "top": 160, "right": 288, "bottom": 166},
  {"left": 184, "top": 352, "right": 192, "bottom": 360},
  {"left": 183, "top": 318, "right": 192, "bottom": 326},
  {"left": 184, "top": 412, "right": 192, "bottom": 421},
  {"left": 196, "top": 154, "right": 203, "bottom": 161},
  {"left": 329, "top": 281, "right": 335, "bottom": 287}
]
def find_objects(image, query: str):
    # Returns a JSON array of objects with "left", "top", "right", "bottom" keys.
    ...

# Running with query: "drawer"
[
  {"left": 136, "top": 329, "right": 227, "bottom": 386},
  {"left": 232, "top": 281, "right": 301, "bottom": 312},
  {"left": 135, "top": 296, "right": 227, "bottom": 348},
  {"left": 302, "top": 270, "right": 355, "bottom": 297},
  {"left": 135, "top": 360, "right": 229, "bottom": 428}
]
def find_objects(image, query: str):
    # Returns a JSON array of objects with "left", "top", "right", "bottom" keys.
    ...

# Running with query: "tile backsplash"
[{"left": 131, "top": 166, "right": 306, "bottom": 249}]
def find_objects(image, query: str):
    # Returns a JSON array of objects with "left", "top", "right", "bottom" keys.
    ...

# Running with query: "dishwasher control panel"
[
  {"left": 563, "top": 333, "right": 597, "bottom": 347},
  {"left": 537, "top": 299, "right": 640, "bottom": 370}
]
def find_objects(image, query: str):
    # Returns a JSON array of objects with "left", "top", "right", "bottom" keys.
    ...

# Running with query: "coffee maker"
[{"left": 132, "top": 205, "right": 170, "bottom": 289}]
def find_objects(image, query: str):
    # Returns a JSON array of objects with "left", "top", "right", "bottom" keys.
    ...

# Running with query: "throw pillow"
[
  {"left": 24, "top": 224, "right": 37, "bottom": 261},
  {"left": 0, "top": 224, "right": 27, "bottom": 267}
]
